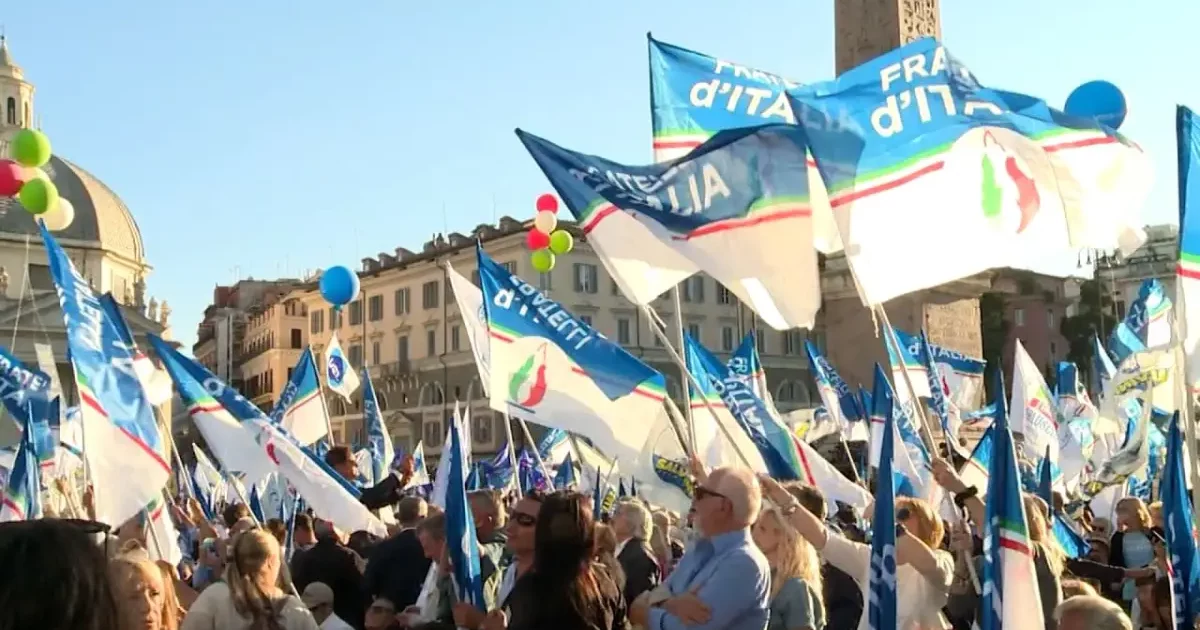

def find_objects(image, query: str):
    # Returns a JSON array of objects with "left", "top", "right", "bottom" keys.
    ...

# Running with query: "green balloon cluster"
[{"left": 9, "top": 129, "right": 57, "bottom": 215}]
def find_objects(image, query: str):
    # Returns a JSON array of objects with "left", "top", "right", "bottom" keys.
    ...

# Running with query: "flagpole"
[
  {"left": 314, "top": 346, "right": 337, "bottom": 448},
  {"left": 641, "top": 305, "right": 757, "bottom": 469},
  {"left": 517, "top": 418, "right": 555, "bottom": 487},
  {"left": 671, "top": 286, "right": 698, "bottom": 453},
  {"left": 501, "top": 412, "right": 523, "bottom": 499}
]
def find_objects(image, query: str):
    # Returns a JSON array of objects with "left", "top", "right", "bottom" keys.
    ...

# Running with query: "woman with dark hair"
[
  {"left": 498, "top": 491, "right": 627, "bottom": 630},
  {"left": 0, "top": 518, "right": 121, "bottom": 630}
]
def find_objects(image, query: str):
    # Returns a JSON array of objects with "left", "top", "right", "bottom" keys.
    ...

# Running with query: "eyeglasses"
[
  {"left": 512, "top": 512, "right": 537, "bottom": 527},
  {"left": 693, "top": 486, "right": 726, "bottom": 501}
]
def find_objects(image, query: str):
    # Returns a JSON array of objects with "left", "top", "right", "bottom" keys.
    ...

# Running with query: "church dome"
[{"left": 0, "top": 155, "right": 146, "bottom": 263}]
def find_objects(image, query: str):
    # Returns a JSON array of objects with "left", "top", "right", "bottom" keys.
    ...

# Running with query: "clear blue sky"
[{"left": 3, "top": 1, "right": 1194, "bottom": 349}]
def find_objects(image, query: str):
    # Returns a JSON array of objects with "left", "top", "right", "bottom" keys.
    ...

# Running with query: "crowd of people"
[{"left": 0, "top": 440, "right": 1169, "bottom": 630}]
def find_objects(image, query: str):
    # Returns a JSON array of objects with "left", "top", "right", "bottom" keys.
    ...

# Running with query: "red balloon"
[
  {"left": 526, "top": 229, "right": 551, "bottom": 250},
  {"left": 0, "top": 160, "right": 26, "bottom": 197},
  {"left": 535, "top": 193, "right": 559, "bottom": 213}
]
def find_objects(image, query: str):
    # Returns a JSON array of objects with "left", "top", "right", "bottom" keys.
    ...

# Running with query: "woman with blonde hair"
[
  {"left": 760, "top": 474, "right": 953, "bottom": 629},
  {"left": 648, "top": 510, "right": 674, "bottom": 578},
  {"left": 1110, "top": 497, "right": 1163, "bottom": 627},
  {"left": 181, "top": 529, "right": 318, "bottom": 630},
  {"left": 753, "top": 505, "right": 825, "bottom": 630},
  {"left": 108, "top": 543, "right": 180, "bottom": 630}
]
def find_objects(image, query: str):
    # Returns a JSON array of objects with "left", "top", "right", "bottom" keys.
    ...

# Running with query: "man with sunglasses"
[{"left": 629, "top": 466, "right": 770, "bottom": 630}]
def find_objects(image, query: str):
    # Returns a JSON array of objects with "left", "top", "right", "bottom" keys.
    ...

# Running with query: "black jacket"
[
  {"left": 616, "top": 538, "right": 659, "bottom": 606},
  {"left": 364, "top": 528, "right": 431, "bottom": 609},
  {"left": 292, "top": 537, "right": 368, "bottom": 629},
  {"left": 359, "top": 473, "right": 405, "bottom": 511},
  {"left": 822, "top": 561, "right": 862, "bottom": 630}
]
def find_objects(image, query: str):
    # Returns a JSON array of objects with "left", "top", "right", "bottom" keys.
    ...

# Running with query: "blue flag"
[
  {"left": 618, "top": 478, "right": 628, "bottom": 498},
  {"left": 1037, "top": 445, "right": 1054, "bottom": 509},
  {"left": 868, "top": 384, "right": 898, "bottom": 630},
  {"left": 1162, "top": 411, "right": 1200, "bottom": 628},
  {"left": 445, "top": 416, "right": 484, "bottom": 608},
  {"left": 554, "top": 452, "right": 578, "bottom": 490},
  {"left": 362, "top": 368, "right": 394, "bottom": 486}
]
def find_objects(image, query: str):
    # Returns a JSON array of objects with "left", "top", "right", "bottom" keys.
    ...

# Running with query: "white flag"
[{"left": 324, "top": 333, "right": 360, "bottom": 402}]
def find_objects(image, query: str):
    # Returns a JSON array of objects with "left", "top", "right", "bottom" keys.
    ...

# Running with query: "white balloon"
[
  {"left": 533, "top": 210, "right": 558, "bottom": 234},
  {"left": 41, "top": 197, "right": 74, "bottom": 231}
]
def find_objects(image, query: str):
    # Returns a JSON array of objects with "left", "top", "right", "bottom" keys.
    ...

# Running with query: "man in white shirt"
[{"left": 302, "top": 582, "right": 355, "bottom": 630}]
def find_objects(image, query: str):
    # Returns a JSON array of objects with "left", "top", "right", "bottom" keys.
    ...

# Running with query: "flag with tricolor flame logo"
[
  {"left": 477, "top": 246, "right": 665, "bottom": 468},
  {"left": 787, "top": 38, "right": 1149, "bottom": 307},
  {"left": 40, "top": 222, "right": 169, "bottom": 527},
  {"left": 516, "top": 124, "right": 821, "bottom": 330}
]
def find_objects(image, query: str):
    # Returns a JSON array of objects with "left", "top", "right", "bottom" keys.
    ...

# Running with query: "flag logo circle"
[{"left": 328, "top": 355, "right": 347, "bottom": 386}]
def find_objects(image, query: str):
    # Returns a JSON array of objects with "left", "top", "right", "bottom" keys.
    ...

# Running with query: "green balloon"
[
  {"left": 11, "top": 129, "right": 51, "bottom": 168},
  {"left": 548, "top": 230, "right": 574, "bottom": 255},
  {"left": 19, "top": 178, "right": 58, "bottom": 215},
  {"left": 530, "top": 249, "right": 556, "bottom": 273}
]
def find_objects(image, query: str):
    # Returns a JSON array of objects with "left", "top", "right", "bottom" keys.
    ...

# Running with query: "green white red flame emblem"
[
  {"left": 979, "top": 130, "right": 1041, "bottom": 233},
  {"left": 508, "top": 343, "right": 549, "bottom": 408}
]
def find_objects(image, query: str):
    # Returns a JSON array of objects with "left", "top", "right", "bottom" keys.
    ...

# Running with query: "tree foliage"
[
  {"left": 980, "top": 292, "right": 1009, "bottom": 400},
  {"left": 1059, "top": 278, "right": 1116, "bottom": 389}
]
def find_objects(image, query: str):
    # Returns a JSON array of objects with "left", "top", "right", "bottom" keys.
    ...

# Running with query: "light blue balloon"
[
  {"left": 319, "top": 265, "right": 360, "bottom": 307},
  {"left": 1064, "top": 80, "right": 1127, "bottom": 130}
]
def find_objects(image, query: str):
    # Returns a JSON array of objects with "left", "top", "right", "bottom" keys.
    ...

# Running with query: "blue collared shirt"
[{"left": 648, "top": 529, "right": 771, "bottom": 630}]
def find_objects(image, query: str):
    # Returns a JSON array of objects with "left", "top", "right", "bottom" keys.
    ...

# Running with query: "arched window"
[
  {"left": 5, "top": 98, "right": 14, "bottom": 125},
  {"left": 376, "top": 391, "right": 389, "bottom": 412}
]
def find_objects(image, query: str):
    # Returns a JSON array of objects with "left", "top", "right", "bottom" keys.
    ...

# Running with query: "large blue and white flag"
[
  {"left": 868, "top": 384, "right": 898, "bottom": 630},
  {"left": 362, "top": 367, "right": 394, "bottom": 487},
  {"left": 150, "top": 336, "right": 276, "bottom": 485},
  {"left": 270, "top": 348, "right": 329, "bottom": 446},
  {"left": 787, "top": 39, "right": 1149, "bottom": 307},
  {"left": 516, "top": 125, "right": 820, "bottom": 330},
  {"left": 869, "top": 364, "right": 927, "bottom": 497},
  {"left": 1162, "top": 411, "right": 1200, "bottom": 628},
  {"left": 891, "top": 327, "right": 987, "bottom": 410},
  {"left": 97, "top": 293, "right": 172, "bottom": 405},
  {"left": 1177, "top": 106, "right": 1200, "bottom": 399},
  {"left": 1109, "top": 279, "right": 1173, "bottom": 366},
  {"left": 919, "top": 331, "right": 968, "bottom": 460},
  {"left": 981, "top": 370, "right": 1045, "bottom": 629},
  {"left": 40, "top": 222, "right": 169, "bottom": 526},
  {"left": 477, "top": 246, "right": 666, "bottom": 466},
  {"left": 324, "top": 333, "right": 360, "bottom": 402}
]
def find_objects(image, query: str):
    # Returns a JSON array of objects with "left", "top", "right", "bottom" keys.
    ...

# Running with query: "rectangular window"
[
  {"left": 422, "top": 281, "right": 440, "bottom": 310},
  {"left": 1014, "top": 308, "right": 1026, "bottom": 327},
  {"left": 426, "top": 329, "right": 436, "bottom": 357},
  {"left": 329, "top": 307, "right": 342, "bottom": 329},
  {"left": 371, "top": 341, "right": 381, "bottom": 365},
  {"left": 309, "top": 310, "right": 324, "bottom": 334},
  {"left": 27, "top": 264, "right": 54, "bottom": 292},
  {"left": 756, "top": 329, "right": 766, "bottom": 354},
  {"left": 423, "top": 421, "right": 443, "bottom": 445},
  {"left": 611, "top": 280, "right": 622, "bottom": 296},
  {"left": 394, "top": 288, "right": 411, "bottom": 315},
  {"left": 573, "top": 263, "right": 598, "bottom": 294},
  {"left": 348, "top": 344, "right": 362, "bottom": 367},
  {"left": 686, "top": 323, "right": 701, "bottom": 340},
  {"left": 451, "top": 325, "right": 461, "bottom": 352},
  {"left": 617, "top": 318, "right": 631, "bottom": 344},
  {"left": 502, "top": 261, "right": 518, "bottom": 275},
  {"left": 579, "top": 315, "right": 593, "bottom": 327},
  {"left": 348, "top": 300, "right": 363, "bottom": 326},
  {"left": 682, "top": 277, "right": 705, "bottom": 303},
  {"left": 717, "top": 285, "right": 733, "bottom": 305},
  {"left": 783, "top": 330, "right": 804, "bottom": 355},
  {"left": 397, "top": 335, "right": 409, "bottom": 362},
  {"left": 472, "top": 415, "right": 493, "bottom": 445},
  {"left": 539, "top": 271, "right": 553, "bottom": 291},
  {"left": 1115, "top": 300, "right": 1127, "bottom": 321},
  {"left": 290, "top": 328, "right": 302, "bottom": 349},
  {"left": 721, "top": 326, "right": 735, "bottom": 351},
  {"left": 368, "top": 295, "right": 384, "bottom": 322},
  {"left": 444, "top": 278, "right": 454, "bottom": 304},
  {"left": 1047, "top": 310, "right": 1056, "bottom": 330}
]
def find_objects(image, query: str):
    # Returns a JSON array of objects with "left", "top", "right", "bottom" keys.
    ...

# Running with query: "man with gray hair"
[
  {"left": 1054, "top": 595, "right": 1132, "bottom": 630},
  {"left": 629, "top": 466, "right": 770, "bottom": 630},
  {"left": 613, "top": 498, "right": 660, "bottom": 605}
]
